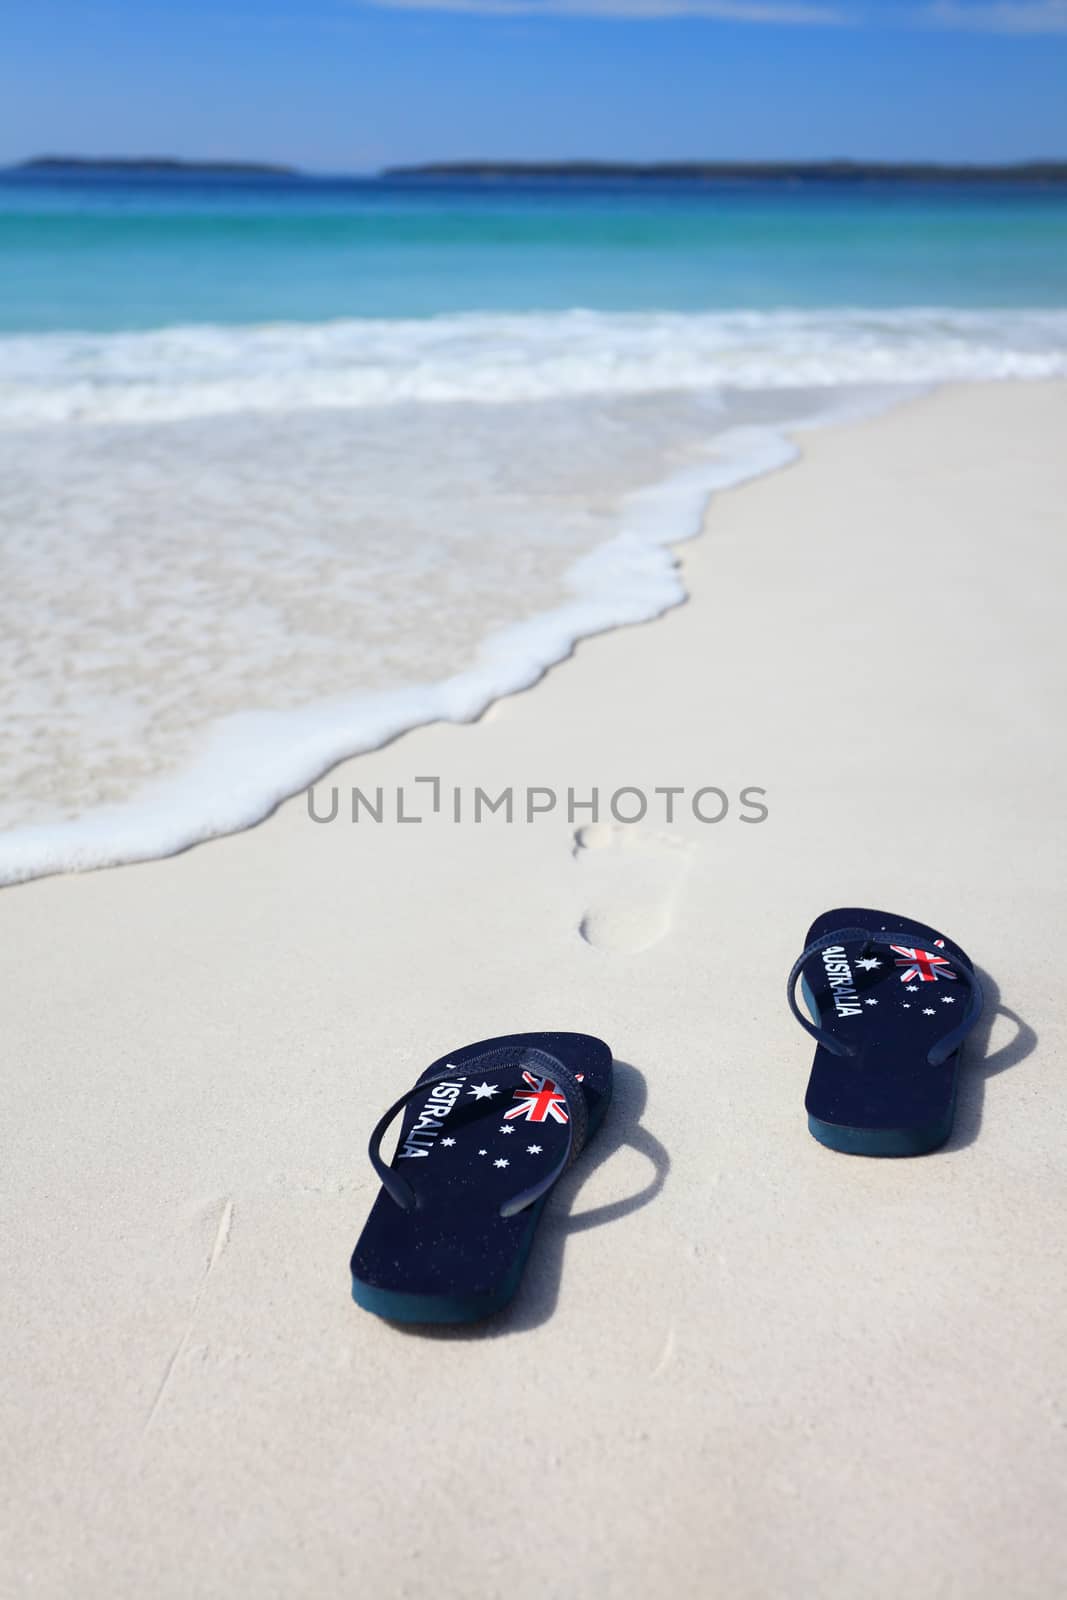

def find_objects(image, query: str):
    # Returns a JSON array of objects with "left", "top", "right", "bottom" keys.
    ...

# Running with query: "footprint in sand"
[{"left": 574, "top": 822, "right": 691, "bottom": 954}]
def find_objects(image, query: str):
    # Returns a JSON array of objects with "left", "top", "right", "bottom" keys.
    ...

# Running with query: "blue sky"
[{"left": 4, "top": 0, "right": 1066, "bottom": 169}]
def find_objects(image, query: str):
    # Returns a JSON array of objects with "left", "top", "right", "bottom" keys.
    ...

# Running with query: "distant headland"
[
  {"left": 385, "top": 159, "right": 1067, "bottom": 184},
  {"left": 16, "top": 156, "right": 297, "bottom": 176},
  {"left": 8, "top": 156, "right": 1067, "bottom": 185}
]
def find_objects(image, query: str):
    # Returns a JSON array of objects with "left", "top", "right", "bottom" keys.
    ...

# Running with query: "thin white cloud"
[
  {"left": 361, "top": 0, "right": 849, "bottom": 22},
  {"left": 926, "top": 0, "right": 1067, "bottom": 29},
  {"left": 361, "top": 0, "right": 1067, "bottom": 26}
]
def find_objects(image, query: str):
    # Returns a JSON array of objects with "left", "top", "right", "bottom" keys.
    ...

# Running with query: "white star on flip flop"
[
  {"left": 467, "top": 1082, "right": 499, "bottom": 1100},
  {"left": 494, "top": 1158, "right": 509, "bottom": 1169},
  {"left": 477, "top": 1148, "right": 488, "bottom": 1156},
  {"left": 440, "top": 1138, "right": 456, "bottom": 1147},
  {"left": 923, "top": 1008, "right": 936, "bottom": 1015},
  {"left": 906, "top": 985, "right": 919, "bottom": 993},
  {"left": 856, "top": 957, "right": 882, "bottom": 971},
  {"left": 527, "top": 1144, "right": 543, "bottom": 1155},
  {"left": 864, "top": 998, "right": 878, "bottom": 1006},
  {"left": 902, "top": 1004, "right": 911, "bottom": 1009},
  {"left": 499, "top": 1125, "right": 515, "bottom": 1134},
  {"left": 941, "top": 996, "right": 956, "bottom": 1004}
]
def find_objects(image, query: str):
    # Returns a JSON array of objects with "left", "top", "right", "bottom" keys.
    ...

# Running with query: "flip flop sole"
[
  {"left": 796, "top": 907, "right": 979, "bottom": 1157},
  {"left": 351, "top": 1032, "right": 613, "bottom": 1323},
  {"left": 351, "top": 1089, "right": 613, "bottom": 1324}
]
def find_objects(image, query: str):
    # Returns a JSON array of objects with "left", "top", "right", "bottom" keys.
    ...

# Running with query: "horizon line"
[{"left": 8, "top": 154, "right": 1067, "bottom": 178}]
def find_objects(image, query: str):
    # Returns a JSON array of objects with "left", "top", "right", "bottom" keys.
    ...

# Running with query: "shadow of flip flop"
[{"left": 946, "top": 966, "right": 1038, "bottom": 1150}]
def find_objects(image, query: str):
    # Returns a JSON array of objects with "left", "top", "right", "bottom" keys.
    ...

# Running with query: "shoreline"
[
  {"left": 0, "top": 375, "right": 997, "bottom": 887},
  {"left": 0, "top": 381, "right": 881, "bottom": 886},
  {"left": 3, "top": 381, "right": 1066, "bottom": 1597}
]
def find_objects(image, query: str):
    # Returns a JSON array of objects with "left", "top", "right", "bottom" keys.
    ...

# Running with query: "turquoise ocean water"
[
  {"left": 2, "top": 170, "right": 1066, "bottom": 881},
  {"left": 2, "top": 172, "right": 1067, "bottom": 330}
]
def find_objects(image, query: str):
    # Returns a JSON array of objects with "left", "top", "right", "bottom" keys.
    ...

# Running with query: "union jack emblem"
[
  {"left": 891, "top": 945, "right": 957, "bottom": 984},
  {"left": 504, "top": 1072, "right": 570, "bottom": 1124}
]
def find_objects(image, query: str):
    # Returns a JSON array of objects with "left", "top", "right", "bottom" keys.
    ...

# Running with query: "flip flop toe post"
[
  {"left": 350, "top": 1032, "right": 613, "bottom": 1323},
  {"left": 787, "top": 908, "right": 984, "bottom": 1156}
]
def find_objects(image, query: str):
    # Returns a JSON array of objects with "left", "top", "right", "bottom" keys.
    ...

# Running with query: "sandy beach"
[{"left": 3, "top": 380, "right": 1066, "bottom": 1597}]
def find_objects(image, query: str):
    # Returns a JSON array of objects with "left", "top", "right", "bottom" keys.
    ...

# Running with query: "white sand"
[{"left": 3, "top": 381, "right": 1066, "bottom": 1598}]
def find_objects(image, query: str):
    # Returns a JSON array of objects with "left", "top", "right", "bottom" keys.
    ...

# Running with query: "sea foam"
[{"left": 2, "top": 308, "right": 1066, "bottom": 425}]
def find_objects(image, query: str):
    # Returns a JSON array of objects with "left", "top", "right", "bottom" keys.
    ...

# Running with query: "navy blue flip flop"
[
  {"left": 350, "top": 1031, "right": 613, "bottom": 1323},
  {"left": 787, "top": 907, "right": 984, "bottom": 1156}
]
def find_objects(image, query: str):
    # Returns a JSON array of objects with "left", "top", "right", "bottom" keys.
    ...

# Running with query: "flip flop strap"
[
  {"left": 786, "top": 926, "right": 983, "bottom": 1068},
  {"left": 367, "top": 1044, "right": 589, "bottom": 1218}
]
